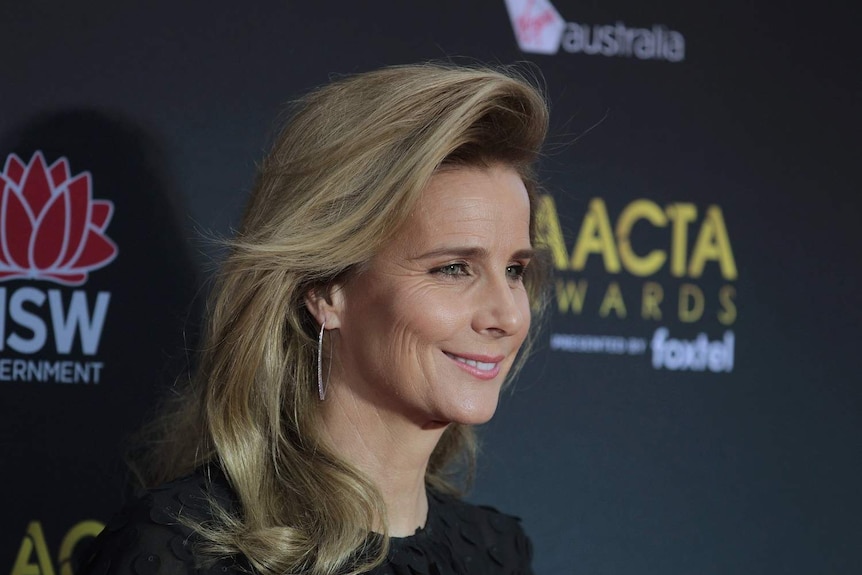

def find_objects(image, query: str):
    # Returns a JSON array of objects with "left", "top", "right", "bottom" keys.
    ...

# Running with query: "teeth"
[{"left": 448, "top": 353, "right": 497, "bottom": 371}]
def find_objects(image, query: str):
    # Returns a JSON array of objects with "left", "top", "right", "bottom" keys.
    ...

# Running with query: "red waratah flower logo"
[{"left": 0, "top": 152, "right": 118, "bottom": 286}]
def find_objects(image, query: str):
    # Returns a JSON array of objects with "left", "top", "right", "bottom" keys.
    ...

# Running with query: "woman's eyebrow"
[
  {"left": 512, "top": 248, "right": 536, "bottom": 260},
  {"left": 413, "top": 246, "right": 535, "bottom": 260}
]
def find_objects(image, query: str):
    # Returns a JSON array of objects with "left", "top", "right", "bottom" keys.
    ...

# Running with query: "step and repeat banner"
[{"left": 2, "top": 1, "right": 859, "bottom": 574}]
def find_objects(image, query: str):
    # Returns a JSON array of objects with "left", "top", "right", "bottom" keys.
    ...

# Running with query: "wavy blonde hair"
[{"left": 134, "top": 63, "right": 549, "bottom": 575}]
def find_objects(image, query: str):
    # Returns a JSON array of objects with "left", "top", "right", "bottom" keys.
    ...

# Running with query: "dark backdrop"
[{"left": 2, "top": 2, "right": 859, "bottom": 574}]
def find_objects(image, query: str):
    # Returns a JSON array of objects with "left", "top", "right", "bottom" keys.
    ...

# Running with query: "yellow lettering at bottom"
[
  {"left": 641, "top": 282, "right": 664, "bottom": 320},
  {"left": 718, "top": 284, "right": 737, "bottom": 325},
  {"left": 555, "top": 279, "right": 588, "bottom": 314},
  {"left": 59, "top": 521, "right": 104, "bottom": 575},
  {"left": 11, "top": 522, "right": 55, "bottom": 575},
  {"left": 599, "top": 281, "right": 627, "bottom": 318},
  {"left": 679, "top": 283, "right": 705, "bottom": 323}
]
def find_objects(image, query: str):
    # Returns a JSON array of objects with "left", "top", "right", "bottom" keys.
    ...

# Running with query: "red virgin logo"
[
  {"left": 504, "top": 0, "right": 566, "bottom": 55},
  {"left": 0, "top": 152, "right": 118, "bottom": 286}
]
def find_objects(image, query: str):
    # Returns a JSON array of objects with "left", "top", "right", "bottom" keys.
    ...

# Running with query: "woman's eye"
[
  {"left": 435, "top": 263, "right": 469, "bottom": 277},
  {"left": 506, "top": 264, "right": 527, "bottom": 280}
]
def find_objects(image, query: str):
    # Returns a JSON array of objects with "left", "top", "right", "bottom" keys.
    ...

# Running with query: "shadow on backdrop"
[{"left": 0, "top": 109, "right": 202, "bottom": 570}]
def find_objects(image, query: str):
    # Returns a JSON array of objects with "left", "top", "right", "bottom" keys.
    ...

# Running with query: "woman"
[{"left": 81, "top": 63, "right": 549, "bottom": 575}]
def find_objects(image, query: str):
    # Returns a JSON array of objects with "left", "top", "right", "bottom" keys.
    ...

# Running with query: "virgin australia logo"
[{"left": 503, "top": 0, "right": 686, "bottom": 62}]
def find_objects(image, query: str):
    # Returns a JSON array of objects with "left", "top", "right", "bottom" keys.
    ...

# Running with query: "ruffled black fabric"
[{"left": 78, "top": 468, "right": 534, "bottom": 575}]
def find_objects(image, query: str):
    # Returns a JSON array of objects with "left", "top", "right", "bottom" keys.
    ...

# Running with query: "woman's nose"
[{"left": 472, "top": 273, "right": 528, "bottom": 336}]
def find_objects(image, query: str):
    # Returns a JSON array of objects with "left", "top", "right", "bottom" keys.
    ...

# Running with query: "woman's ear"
[{"left": 304, "top": 283, "right": 345, "bottom": 329}]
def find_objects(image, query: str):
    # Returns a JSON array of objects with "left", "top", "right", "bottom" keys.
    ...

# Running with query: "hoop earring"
[{"left": 317, "top": 321, "right": 327, "bottom": 400}]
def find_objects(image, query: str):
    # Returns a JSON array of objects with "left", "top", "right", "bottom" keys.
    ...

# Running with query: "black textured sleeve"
[
  {"left": 510, "top": 517, "right": 535, "bottom": 575},
  {"left": 78, "top": 494, "right": 198, "bottom": 575},
  {"left": 475, "top": 504, "right": 534, "bottom": 575},
  {"left": 77, "top": 473, "right": 243, "bottom": 575},
  {"left": 432, "top": 495, "right": 535, "bottom": 575}
]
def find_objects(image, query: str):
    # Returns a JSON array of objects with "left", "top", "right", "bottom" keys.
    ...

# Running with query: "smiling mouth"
[{"left": 444, "top": 352, "right": 504, "bottom": 379}]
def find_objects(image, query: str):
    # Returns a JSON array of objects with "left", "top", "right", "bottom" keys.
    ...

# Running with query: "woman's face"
[{"left": 329, "top": 164, "right": 533, "bottom": 428}]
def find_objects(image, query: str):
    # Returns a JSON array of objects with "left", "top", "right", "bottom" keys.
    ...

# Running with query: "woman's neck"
[{"left": 319, "top": 384, "right": 447, "bottom": 536}]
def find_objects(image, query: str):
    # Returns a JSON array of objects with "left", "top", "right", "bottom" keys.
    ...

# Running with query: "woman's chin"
[{"left": 442, "top": 397, "right": 501, "bottom": 426}]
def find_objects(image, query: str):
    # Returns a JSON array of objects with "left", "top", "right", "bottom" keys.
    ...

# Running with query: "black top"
[{"left": 78, "top": 467, "right": 534, "bottom": 575}]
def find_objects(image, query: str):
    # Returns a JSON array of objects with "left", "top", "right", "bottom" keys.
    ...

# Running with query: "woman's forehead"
[
  {"left": 387, "top": 165, "right": 532, "bottom": 255},
  {"left": 418, "top": 165, "right": 529, "bottom": 214}
]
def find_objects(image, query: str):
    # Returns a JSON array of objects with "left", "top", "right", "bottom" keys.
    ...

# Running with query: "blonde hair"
[{"left": 134, "top": 63, "right": 549, "bottom": 575}]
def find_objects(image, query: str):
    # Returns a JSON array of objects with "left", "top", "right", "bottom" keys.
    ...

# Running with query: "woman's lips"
[{"left": 444, "top": 352, "right": 504, "bottom": 380}]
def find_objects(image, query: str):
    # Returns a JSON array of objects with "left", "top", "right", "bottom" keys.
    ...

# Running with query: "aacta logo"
[
  {"left": 0, "top": 152, "right": 116, "bottom": 384},
  {"left": 11, "top": 519, "right": 104, "bottom": 575},
  {"left": 504, "top": 0, "right": 686, "bottom": 62}
]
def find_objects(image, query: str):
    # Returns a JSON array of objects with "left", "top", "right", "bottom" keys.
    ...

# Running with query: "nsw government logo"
[
  {"left": 0, "top": 152, "right": 117, "bottom": 384},
  {"left": 504, "top": 0, "right": 685, "bottom": 62}
]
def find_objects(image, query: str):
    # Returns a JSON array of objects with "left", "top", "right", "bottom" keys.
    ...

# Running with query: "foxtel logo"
[
  {"left": 504, "top": 0, "right": 685, "bottom": 62},
  {"left": 650, "top": 328, "right": 734, "bottom": 373}
]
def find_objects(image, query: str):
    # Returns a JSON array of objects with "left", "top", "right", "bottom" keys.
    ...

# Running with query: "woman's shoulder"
[
  {"left": 433, "top": 490, "right": 528, "bottom": 536},
  {"left": 421, "top": 491, "right": 534, "bottom": 574},
  {"left": 77, "top": 467, "right": 242, "bottom": 575}
]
